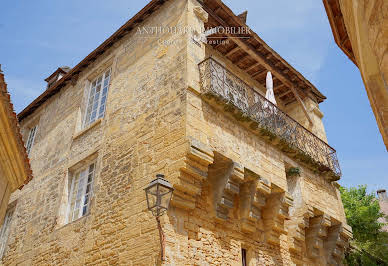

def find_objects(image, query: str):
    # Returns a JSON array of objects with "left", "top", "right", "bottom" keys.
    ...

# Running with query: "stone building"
[
  {"left": 1, "top": 0, "right": 352, "bottom": 265},
  {"left": 323, "top": 0, "right": 388, "bottom": 150},
  {"left": 377, "top": 189, "right": 388, "bottom": 232},
  {"left": 0, "top": 66, "right": 32, "bottom": 224}
]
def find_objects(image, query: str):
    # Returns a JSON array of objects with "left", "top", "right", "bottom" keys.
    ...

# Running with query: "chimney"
[
  {"left": 45, "top": 66, "right": 71, "bottom": 89},
  {"left": 377, "top": 189, "right": 387, "bottom": 201}
]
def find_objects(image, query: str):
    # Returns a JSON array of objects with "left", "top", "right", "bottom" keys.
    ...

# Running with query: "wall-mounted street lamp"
[{"left": 145, "top": 174, "right": 174, "bottom": 261}]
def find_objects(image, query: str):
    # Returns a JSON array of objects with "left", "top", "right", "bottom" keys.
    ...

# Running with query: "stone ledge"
[{"left": 72, "top": 118, "right": 102, "bottom": 140}]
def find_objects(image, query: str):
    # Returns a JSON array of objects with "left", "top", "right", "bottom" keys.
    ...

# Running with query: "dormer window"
[{"left": 45, "top": 66, "right": 71, "bottom": 89}]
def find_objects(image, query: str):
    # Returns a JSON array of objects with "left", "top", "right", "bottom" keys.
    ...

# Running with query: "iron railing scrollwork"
[{"left": 198, "top": 57, "right": 341, "bottom": 178}]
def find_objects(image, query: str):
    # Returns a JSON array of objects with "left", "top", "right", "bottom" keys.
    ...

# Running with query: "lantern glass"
[
  {"left": 146, "top": 188, "right": 157, "bottom": 209},
  {"left": 145, "top": 174, "right": 174, "bottom": 217}
]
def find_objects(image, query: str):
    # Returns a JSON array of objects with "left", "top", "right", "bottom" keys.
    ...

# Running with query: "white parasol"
[{"left": 263, "top": 71, "right": 277, "bottom": 111}]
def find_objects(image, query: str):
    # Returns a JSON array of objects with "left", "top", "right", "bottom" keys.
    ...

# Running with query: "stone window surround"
[
  {"left": 66, "top": 162, "right": 96, "bottom": 224},
  {"left": 0, "top": 202, "right": 16, "bottom": 259},
  {"left": 70, "top": 54, "right": 115, "bottom": 140},
  {"left": 56, "top": 150, "right": 99, "bottom": 228},
  {"left": 25, "top": 125, "right": 38, "bottom": 155},
  {"left": 80, "top": 55, "right": 115, "bottom": 127},
  {"left": 22, "top": 116, "right": 40, "bottom": 155},
  {"left": 82, "top": 68, "right": 112, "bottom": 128},
  {"left": 72, "top": 118, "right": 102, "bottom": 140}
]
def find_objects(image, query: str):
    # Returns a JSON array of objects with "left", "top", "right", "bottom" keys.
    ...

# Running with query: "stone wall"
[
  {"left": 1, "top": 0, "right": 352, "bottom": 265},
  {"left": 166, "top": 1, "right": 351, "bottom": 265},
  {"left": 338, "top": 0, "right": 388, "bottom": 149},
  {"left": 3, "top": 0, "right": 189, "bottom": 264}
]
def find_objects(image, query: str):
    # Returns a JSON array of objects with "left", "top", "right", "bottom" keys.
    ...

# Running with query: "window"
[
  {"left": 25, "top": 125, "right": 37, "bottom": 155},
  {"left": 84, "top": 69, "right": 111, "bottom": 127},
  {"left": 0, "top": 208, "right": 14, "bottom": 258},
  {"left": 67, "top": 163, "right": 96, "bottom": 223},
  {"left": 241, "top": 248, "right": 247, "bottom": 266}
]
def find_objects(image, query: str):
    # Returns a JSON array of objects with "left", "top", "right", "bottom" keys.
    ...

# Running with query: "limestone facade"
[
  {"left": 323, "top": 0, "right": 388, "bottom": 150},
  {"left": 0, "top": 66, "right": 32, "bottom": 225},
  {"left": 1, "top": 0, "right": 351, "bottom": 265}
]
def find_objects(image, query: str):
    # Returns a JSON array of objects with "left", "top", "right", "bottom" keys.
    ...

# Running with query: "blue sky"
[{"left": 0, "top": 0, "right": 386, "bottom": 191}]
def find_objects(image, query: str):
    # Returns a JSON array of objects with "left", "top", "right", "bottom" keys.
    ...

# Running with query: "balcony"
[{"left": 198, "top": 57, "right": 341, "bottom": 180}]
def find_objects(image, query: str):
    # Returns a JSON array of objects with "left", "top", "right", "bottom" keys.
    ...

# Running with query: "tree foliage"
[{"left": 340, "top": 185, "right": 388, "bottom": 265}]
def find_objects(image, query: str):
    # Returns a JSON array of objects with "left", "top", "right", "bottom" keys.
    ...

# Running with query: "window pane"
[
  {"left": 0, "top": 209, "right": 14, "bottom": 258},
  {"left": 84, "top": 69, "right": 111, "bottom": 127},
  {"left": 67, "top": 163, "right": 95, "bottom": 223},
  {"left": 26, "top": 126, "right": 37, "bottom": 154},
  {"left": 82, "top": 206, "right": 88, "bottom": 216}
]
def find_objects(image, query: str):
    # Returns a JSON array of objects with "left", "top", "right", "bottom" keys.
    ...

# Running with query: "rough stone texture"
[
  {"left": 1, "top": 0, "right": 351, "bottom": 265},
  {"left": 328, "top": 0, "right": 388, "bottom": 150},
  {"left": 0, "top": 68, "right": 32, "bottom": 224}
]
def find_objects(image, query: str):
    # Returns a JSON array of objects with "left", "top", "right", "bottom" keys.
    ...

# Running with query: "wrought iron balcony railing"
[{"left": 198, "top": 57, "right": 341, "bottom": 179}]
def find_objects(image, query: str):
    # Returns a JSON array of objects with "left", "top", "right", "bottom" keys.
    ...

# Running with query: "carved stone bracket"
[
  {"left": 171, "top": 140, "right": 214, "bottom": 210},
  {"left": 305, "top": 209, "right": 353, "bottom": 264},
  {"left": 239, "top": 169, "right": 271, "bottom": 233},
  {"left": 208, "top": 155, "right": 244, "bottom": 220},
  {"left": 306, "top": 213, "right": 332, "bottom": 259},
  {"left": 288, "top": 205, "right": 314, "bottom": 253},
  {"left": 262, "top": 186, "right": 294, "bottom": 245},
  {"left": 324, "top": 223, "right": 352, "bottom": 265}
]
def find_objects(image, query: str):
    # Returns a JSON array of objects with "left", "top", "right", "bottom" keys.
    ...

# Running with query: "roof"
[
  {"left": 18, "top": 0, "right": 167, "bottom": 121},
  {"left": 0, "top": 65, "right": 33, "bottom": 190},
  {"left": 18, "top": 0, "right": 329, "bottom": 121},
  {"left": 201, "top": 0, "right": 327, "bottom": 104},
  {"left": 44, "top": 66, "right": 71, "bottom": 82},
  {"left": 322, "top": 0, "right": 356, "bottom": 65}
]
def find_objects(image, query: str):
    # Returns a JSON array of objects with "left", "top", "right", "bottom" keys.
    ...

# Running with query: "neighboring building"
[
  {"left": 377, "top": 189, "right": 388, "bottom": 232},
  {"left": 0, "top": 66, "right": 33, "bottom": 256},
  {"left": 1, "top": 0, "right": 352, "bottom": 265},
  {"left": 323, "top": 0, "right": 388, "bottom": 150}
]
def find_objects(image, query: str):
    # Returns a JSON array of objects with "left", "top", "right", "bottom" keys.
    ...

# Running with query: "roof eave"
[{"left": 18, "top": 0, "right": 167, "bottom": 122}]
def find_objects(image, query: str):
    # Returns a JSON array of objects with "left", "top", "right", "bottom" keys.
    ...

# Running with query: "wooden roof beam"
[
  {"left": 233, "top": 54, "right": 249, "bottom": 64},
  {"left": 226, "top": 46, "right": 240, "bottom": 57},
  {"left": 290, "top": 87, "right": 313, "bottom": 125},
  {"left": 245, "top": 62, "right": 260, "bottom": 72},
  {"left": 278, "top": 90, "right": 293, "bottom": 98},
  {"left": 202, "top": 4, "right": 313, "bottom": 125},
  {"left": 215, "top": 37, "right": 229, "bottom": 48},
  {"left": 252, "top": 69, "right": 266, "bottom": 79}
]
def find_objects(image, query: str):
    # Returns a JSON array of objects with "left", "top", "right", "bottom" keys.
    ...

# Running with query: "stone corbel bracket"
[
  {"left": 239, "top": 168, "right": 271, "bottom": 234},
  {"left": 262, "top": 185, "right": 294, "bottom": 245},
  {"left": 324, "top": 221, "right": 353, "bottom": 265},
  {"left": 207, "top": 154, "right": 244, "bottom": 220},
  {"left": 288, "top": 205, "right": 314, "bottom": 253},
  {"left": 306, "top": 212, "right": 332, "bottom": 259},
  {"left": 170, "top": 140, "right": 214, "bottom": 210},
  {"left": 305, "top": 208, "right": 353, "bottom": 263}
]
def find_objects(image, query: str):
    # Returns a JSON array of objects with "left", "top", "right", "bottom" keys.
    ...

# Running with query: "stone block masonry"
[{"left": 1, "top": 0, "right": 352, "bottom": 265}]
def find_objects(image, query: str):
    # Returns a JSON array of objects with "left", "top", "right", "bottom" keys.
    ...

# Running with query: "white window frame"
[
  {"left": 25, "top": 125, "right": 38, "bottom": 155},
  {"left": 0, "top": 208, "right": 14, "bottom": 258},
  {"left": 66, "top": 162, "right": 96, "bottom": 224},
  {"left": 83, "top": 68, "right": 111, "bottom": 127}
]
